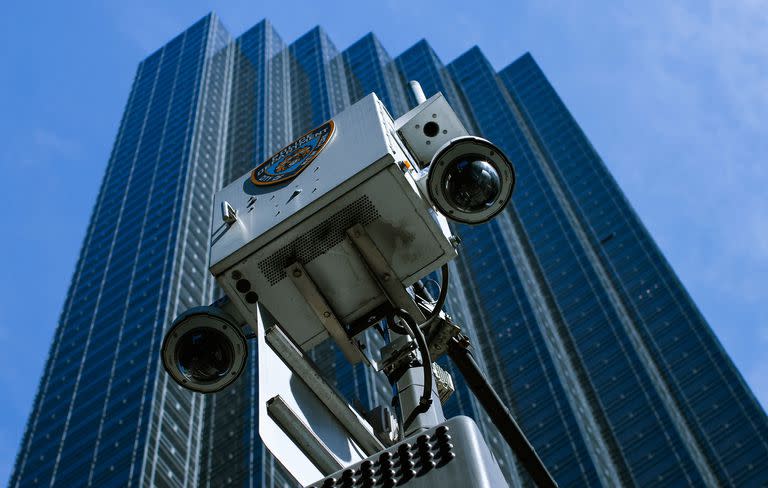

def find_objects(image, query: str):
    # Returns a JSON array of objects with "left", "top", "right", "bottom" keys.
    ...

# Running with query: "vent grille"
[{"left": 258, "top": 195, "right": 380, "bottom": 285}]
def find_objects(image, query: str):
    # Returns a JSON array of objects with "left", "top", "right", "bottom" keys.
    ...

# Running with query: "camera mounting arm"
[{"left": 345, "top": 224, "right": 445, "bottom": 436}]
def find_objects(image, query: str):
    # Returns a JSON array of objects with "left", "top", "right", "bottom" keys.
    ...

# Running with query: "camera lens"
[
  {"left": 443, "top": 157, "right": 501, "bottom": 213},
  {"left": 176, "top": 327, "right": 234, "bottom": 383}
]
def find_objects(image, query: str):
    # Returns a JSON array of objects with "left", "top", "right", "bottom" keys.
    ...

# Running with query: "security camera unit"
[
  {"left": 207, "top": 92, "right": 515, "bottom": 354},
  {"left": 161, "top": 87, "right": 557, "bottom": 488},
  {"left": 161, "top": 303, "right": 247, "bottom": 393}
]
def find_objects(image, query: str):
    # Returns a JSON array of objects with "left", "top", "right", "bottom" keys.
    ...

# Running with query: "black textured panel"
[
  {"left": 258, "top": 195, "right": 380, "bottom": 286},
  {"left": 309, "top": 427, "right": 456, "bottom": 487}
]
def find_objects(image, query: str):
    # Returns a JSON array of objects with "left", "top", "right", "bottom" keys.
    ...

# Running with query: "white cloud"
[
  {"left": 527, "top": 0, "right": 767, "bottom": 400},
  {"left": 33, "top": 129, "right": 79, "bottom": 157}
]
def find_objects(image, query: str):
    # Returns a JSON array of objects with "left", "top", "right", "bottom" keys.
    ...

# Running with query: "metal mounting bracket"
[
  {"left": 266, "top": 395, "right": 343, "bottom": 476},
  {"left": 287, "top": 261, "right": 365, "bottom": 364},
  {"left": 345, "top": 224, "right": 425, "bottom": 321},
  {"left": 264, "top": 324, "right": 385, "bottom": 456},
  {"left": 345, "top": 223, "right": 445, "bottom": 436}
]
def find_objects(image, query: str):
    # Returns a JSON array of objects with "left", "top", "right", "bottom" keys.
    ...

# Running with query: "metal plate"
[{"left": 256, "top": 304, "right": 368, "bottom": 486}]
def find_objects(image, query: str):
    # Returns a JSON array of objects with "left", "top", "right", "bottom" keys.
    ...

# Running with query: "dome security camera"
[
  {"left": 425, "top": 136, "right": 516, "bottom": 225},
  {"left": 394, "top": 92, "right": 516, "bottom": 225},
  {"left": 161, "top": 305, "right": 248, "bottom": 393}
]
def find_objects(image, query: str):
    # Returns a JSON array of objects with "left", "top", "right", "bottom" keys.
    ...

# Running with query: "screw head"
[
  {"left": 292, "top": 268, "right": 302, "bottom": 278},
  {"left": 323, "top": 311, "right": 331, "bottom": 318}
]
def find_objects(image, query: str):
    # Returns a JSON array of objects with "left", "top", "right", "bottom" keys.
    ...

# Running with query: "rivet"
[
  {"left": 292, "top": 268, "right": 302, "bottom": 278},
  {"left": 323, "top": 311, "right": 331, "bottom": 318}
]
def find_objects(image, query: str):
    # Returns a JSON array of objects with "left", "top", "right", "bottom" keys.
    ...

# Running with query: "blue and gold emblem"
[{"left": 251, "top": 120, "right": 335, "bottom": 186}]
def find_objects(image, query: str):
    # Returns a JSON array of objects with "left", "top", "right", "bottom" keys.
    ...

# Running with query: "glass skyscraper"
[{"left": 11, "top": 12, "right": 768, "bottom": 488}]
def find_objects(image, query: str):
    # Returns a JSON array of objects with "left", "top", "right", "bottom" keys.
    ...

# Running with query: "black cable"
[
  {"left": 419, "top": 264, "right": 449, "bottom": 330},
  {"left": 385, "top": 311, "right": 407, "bottom": 335},
  {"left": 392, "top": 308, "right": 433, "bottom": 430},
  {"left": 447, "top": 336, "right": 558, "bottom": 488}
]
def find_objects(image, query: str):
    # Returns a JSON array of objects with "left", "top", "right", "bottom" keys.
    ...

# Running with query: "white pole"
[{"left": 409, "top": 80, "right": 427, "bottom": 104}]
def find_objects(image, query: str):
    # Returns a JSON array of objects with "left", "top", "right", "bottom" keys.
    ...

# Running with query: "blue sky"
[{"left": 0, "top": 0, "right": 765, "bottom": 481}]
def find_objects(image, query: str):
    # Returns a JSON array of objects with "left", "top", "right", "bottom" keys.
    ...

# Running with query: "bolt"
[
  {"left": 323, "top": 311, "right": 331, "bottom": 318},
  {"left": 292, "top": 268, "right": 302, "bottom": 278}
]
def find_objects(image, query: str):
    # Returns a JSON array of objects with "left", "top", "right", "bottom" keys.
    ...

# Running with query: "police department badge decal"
[{"left": 251, "top": 120, "right": 335, "bottom": 186}]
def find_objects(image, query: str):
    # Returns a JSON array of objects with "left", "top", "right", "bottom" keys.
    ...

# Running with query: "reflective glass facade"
[
  {"left": 10, "top": 14, "right": 232, "bottom": 488},
  {"left": 12, "top": 12, "right": 768, "bottom": 488}
]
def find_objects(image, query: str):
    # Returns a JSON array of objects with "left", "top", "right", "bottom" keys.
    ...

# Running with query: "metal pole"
[{"left": 448, "top": 336, "right": 559, "bottom": 488}]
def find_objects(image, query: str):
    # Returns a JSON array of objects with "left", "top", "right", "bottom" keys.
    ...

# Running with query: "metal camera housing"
[
  {"left": 209, "top": 93, "right": 458, "bottom": 355},
  {"left": 161, "top": 305, "right": 248, "bottom": 393},
  {"left": 426, "top": 136, "right": 515, "bottom": 225}
]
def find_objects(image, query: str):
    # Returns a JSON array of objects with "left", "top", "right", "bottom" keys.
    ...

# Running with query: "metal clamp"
[
  {"left": 424, "top": 312, "right": 461, "bottom": 360},
  {"left": 379, "top": 334, "right": 418, "bottom": 380}
]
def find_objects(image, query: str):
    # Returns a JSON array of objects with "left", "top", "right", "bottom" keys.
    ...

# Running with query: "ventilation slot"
[{"left": 258, "top": 195, "right": 380, "bottom": 285}]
